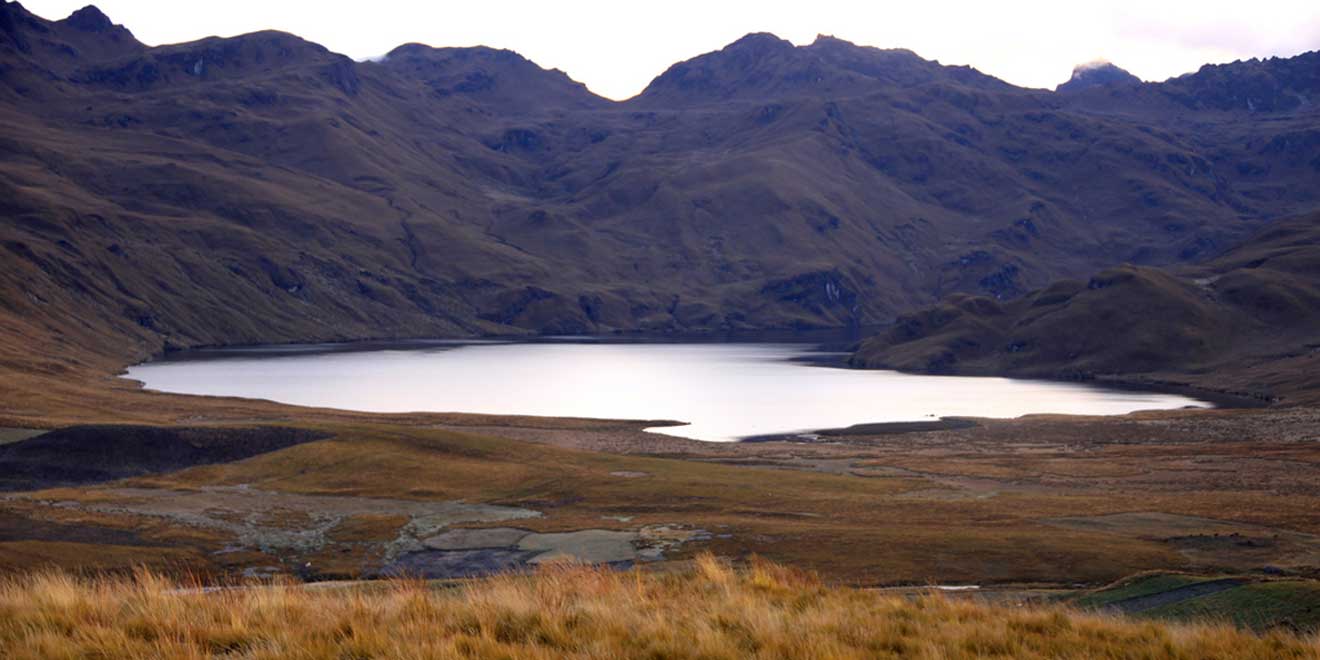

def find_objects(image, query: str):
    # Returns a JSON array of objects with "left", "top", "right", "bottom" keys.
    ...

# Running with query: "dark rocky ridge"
[{"left": 1, "top": 2, "right": 1318, "bottom": 373}]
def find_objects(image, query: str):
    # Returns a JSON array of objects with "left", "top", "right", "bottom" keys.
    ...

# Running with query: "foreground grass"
[{"left": 1, "top": 558, "right": 1317, "bottom": 659}]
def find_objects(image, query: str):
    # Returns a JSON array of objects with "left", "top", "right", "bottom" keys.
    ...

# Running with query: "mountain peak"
[
  {"left": 725, "top": 32, "right": 794, "bottom": 54},
  {"left": 377, "top": 42, "right": 606, "bottom": 112},
  {"left": 807, "top": 34, "right": 882, "bottom": 52},
  {"left": 1056, "top": 60, "right": 1141, "bottom": 92},
  {"left": 2, "top": 2, "right": 141, "bottom": 71},
  {"left": 635, "top": 31, "right": 1008, "bottom": 106},
  {"left": 63, "top": 5, "right": 113, "bottom": 32},
  {"left": 383, "top": 42, "right": 531, "bottom": 66}
]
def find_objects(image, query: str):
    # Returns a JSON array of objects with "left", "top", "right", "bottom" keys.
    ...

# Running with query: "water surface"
[{"left": 126, "top": 340, "right": 1208, "bottom": 442}]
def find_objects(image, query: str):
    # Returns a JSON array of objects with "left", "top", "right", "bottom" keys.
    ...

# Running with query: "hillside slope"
[
  {"left": 2, "top": 3, "right": 1319, "bottom": 364},
  {"left": 2, "top": 558, "right": 1315, "bottom": 657},
  {"left": 851, "top": 212, "right": 1320, "bottom": 402}
]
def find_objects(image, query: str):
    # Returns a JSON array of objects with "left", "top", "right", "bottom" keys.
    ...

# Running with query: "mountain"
[
  {"left": 2, "top": 3, "right": 1320, "bottom": 370},
  {"left": 0, "top": 4, "right": 140, "bottom": 73},
  {"left": 378, "top": 43, "right": 607, "bottom": 114},
  {"left": 1056, "top": 61, "right": 1140, "bottom": 93},
  {"left": 850, "top": 211, "right": 1320, "bottom": 402},
  {"left": 634, "top": 33, "right": 1007, "bottom": 107}
]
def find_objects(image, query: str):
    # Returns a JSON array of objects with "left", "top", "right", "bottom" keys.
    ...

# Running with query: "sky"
[{"left": 23, "top": 0, "right": 1320, "bottom": 100}]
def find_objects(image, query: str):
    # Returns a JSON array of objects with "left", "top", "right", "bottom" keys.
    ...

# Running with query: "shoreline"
[
  {"left": 120, "top": 334, "right": 1241, "bottom": 447},
  {"left": 740, "top": 417, "right": 982, "bottom": 443}
]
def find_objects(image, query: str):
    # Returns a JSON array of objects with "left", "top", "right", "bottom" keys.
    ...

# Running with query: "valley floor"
[{"left": 2, "top": 337, "right": 1320, "bottom": 638}]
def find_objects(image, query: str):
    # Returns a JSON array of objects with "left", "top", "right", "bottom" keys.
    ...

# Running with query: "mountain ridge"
[{"left": 1, "top": 2, "right": 1318, "bottom": 387}]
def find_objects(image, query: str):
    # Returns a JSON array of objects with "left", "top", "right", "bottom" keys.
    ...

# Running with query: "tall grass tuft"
[{"left": 0, "top": 555, "right": 1316, "bottom": 658}]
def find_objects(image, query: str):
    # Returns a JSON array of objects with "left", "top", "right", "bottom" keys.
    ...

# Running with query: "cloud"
[{"left": 1074, "top": 60, "right": 1116, "bottom": 72}]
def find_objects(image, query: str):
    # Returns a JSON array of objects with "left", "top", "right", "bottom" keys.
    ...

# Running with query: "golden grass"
[{"left": 1, "top": 557, "right": 1316, "bottom": 659}]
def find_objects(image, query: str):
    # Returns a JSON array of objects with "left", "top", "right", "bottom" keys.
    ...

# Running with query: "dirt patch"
[
  {"left": 383, "top": 548, "right": 540, "bottom": 578},
  {"left": 520, "top": 529, "right": 639, "bottom": 564},
  {"left": 0, "top": 426, "right": 331, "bottom": 491},
  {"left": 382, "top": 524, "right": 711, "bottom": 578},
  {"left": 10, "top": 486, "right": 541, "bottom": 562},
  {"left": 422, "top": 527, "right": 531, "bottom": 550}
]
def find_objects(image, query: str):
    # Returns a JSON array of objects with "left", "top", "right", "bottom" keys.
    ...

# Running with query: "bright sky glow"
[{"left": 22, "top": 0, "right": 1320, "bottom": 99}]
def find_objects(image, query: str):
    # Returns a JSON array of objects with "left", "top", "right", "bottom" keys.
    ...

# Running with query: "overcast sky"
[{"left": 24, "top": 0, "right": 1320, "bottom": 99}]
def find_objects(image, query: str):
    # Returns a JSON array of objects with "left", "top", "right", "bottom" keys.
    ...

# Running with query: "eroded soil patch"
[{"left": 385, "top": 524, "right": 710, "bottom": 578}]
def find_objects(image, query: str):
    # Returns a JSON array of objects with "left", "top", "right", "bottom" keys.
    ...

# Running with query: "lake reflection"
[{"left": 125, "top": 340, "right": 1209, "bottom": 442}]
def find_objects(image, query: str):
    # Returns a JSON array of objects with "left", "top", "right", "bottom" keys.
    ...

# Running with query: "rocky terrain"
[{"left": 2, "top": 3, "right": 1319, "bottom": 373}]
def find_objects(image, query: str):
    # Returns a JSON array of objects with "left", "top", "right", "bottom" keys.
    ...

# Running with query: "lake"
[{"left": 125, "top": 339, "right": 1210, "bottom": 442}]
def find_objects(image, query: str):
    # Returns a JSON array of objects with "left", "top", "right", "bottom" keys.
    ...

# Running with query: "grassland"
[
  {"left": 4, "top": 345, "right": 1320, "bottom": 587},
  {"left": 2, "top": 556, "right": 1317, "bottom": 659},
  {"left": 3, "top": 320, "right": 1320, "bottom": 653},
  {"left": 3, "top": 267, "right": 1320, "bottom": 644}
]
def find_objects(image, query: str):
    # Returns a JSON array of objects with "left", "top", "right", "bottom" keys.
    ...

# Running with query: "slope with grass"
[
  {"left": 851, "top": 211, "right": 1320, "bottom": 402},
  {"left": 1, "top": 557, "right": 1316, "bottom": 658},
  {"left": 1072, "top": 573, "right": 1320, "bottom": 633},
  {"left": 1141, "top": 581, "right": 1320, "bottom": 633}
]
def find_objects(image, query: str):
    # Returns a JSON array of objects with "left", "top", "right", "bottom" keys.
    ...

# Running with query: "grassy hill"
[
  {"left": 852, "top": 211, "right": 1320, "bottom": 403},
  {"left": 2, "top": 557, "right": 1316, "bottom": 658}
]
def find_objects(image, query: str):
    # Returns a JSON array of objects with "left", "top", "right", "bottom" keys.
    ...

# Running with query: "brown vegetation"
[{"left": 2, "top": 556, "right": 1316, "bottom": 659}]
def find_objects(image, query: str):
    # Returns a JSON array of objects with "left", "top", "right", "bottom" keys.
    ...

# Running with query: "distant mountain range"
[{"left": 2, "top": 3, "right": 1318, "bottom": 378}]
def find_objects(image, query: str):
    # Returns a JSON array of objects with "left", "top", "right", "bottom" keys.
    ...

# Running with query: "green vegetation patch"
[
  {"left": 1074, "top": 574, "right": 1213, "bottom": 609},
  {"left": 1138, "top": 581, "right": 1320, "bottom": 632}
]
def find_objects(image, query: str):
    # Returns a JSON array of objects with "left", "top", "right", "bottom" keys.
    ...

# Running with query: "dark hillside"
[
  {"left": 1, "top": 3, "right": 1318, "bottom": 367},
  {"left": 852, "top": 212, "right": 1320, "bottom": 402}
]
